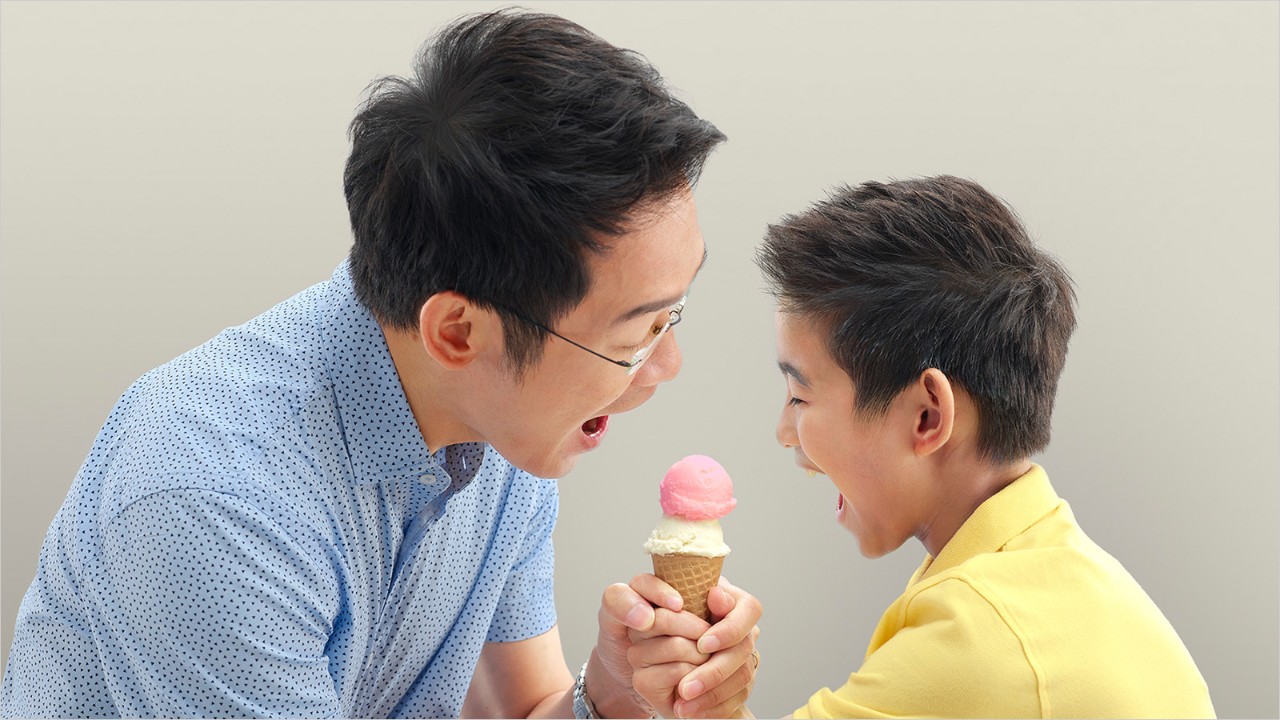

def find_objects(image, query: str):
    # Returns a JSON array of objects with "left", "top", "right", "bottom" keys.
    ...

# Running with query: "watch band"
[{"left": 572, "top": 661, "right": 600, "bottom": 719}]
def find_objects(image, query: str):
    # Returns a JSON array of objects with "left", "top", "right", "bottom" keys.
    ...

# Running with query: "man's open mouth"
[{"left": 582, "top": 415, "right": 608, "bottom": 438}]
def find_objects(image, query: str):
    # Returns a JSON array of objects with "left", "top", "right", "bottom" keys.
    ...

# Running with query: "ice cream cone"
[{"left": 651, "top": 552, "right": 724, "bottom": 622}]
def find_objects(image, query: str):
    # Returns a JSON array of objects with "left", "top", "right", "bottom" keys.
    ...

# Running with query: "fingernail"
[
  {"left": 697, "top": 635, "right": 720, "bottom": 654},
  {"left": 676, "top": 700, "right": 698, "bottom": 717},
  {"left": 625, "top": 604, "right": 652, "bottom": 629},
  {"left": 665, "top": 594, "right": 683, "bottom": 611},
  {"left": 681, "top": 679, "right": 705, "bottom": 700}
]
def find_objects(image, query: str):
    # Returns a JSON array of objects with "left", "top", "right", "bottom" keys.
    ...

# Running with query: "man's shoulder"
[{"left": 86, "top": 279, "right": 353, "bottom": 521}]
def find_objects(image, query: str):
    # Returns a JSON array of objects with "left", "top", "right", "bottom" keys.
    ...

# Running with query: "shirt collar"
[
  {"left": 321, "top": 260, "right": 485, "bottom": 487},
  {"left": 915, "top": 463, "right": 1061, "bottom": 584}
]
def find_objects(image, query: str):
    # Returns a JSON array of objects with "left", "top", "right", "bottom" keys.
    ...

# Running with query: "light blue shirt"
[{"left": 2, "top": 262, "right": 559, "bottom": 718}]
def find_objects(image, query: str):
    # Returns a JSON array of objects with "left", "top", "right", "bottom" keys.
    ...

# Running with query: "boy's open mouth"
[{"left": 837, "top": 494, "right": 844, "bottom": 511}]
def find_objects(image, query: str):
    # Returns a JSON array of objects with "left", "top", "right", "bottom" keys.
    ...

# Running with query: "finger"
[
  {"left": 627, "top": 607, "right": 711, "bottom": 644},
  {"left": 601, "top": 582, "right": 655, "bottom": 633},
  {"left": 677, "top": 683, "right": 751, "bottom": 720},
  {"left": 696, "top": 578, "right": 762, "bottom": 654},
  {"left": 626, "top": 635, "right": 709, "bottom": 669},
  {"left": 675, "top": 657, "right": 755, "bottom": 718},
  {"left": 706, "top": 584, "right": 736, "bottom": 620},
  {"left": 631, "top": 660, "right": 702, "bottom": 714},
  {"left": 629, "top": 573, "right": 684, "bottom": 613},
  {"left": 679, "top": 632, "right": 757, "bottom": 702}
]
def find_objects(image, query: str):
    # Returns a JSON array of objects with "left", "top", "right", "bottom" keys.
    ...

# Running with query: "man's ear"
[
  {"left": 417, "top": 291, "right": 497, "bottom": 370},
  {"left": 913, "top": 368, "right": 955, "bottom": 456}
]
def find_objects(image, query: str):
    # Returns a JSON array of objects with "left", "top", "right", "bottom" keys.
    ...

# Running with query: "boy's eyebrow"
[
  {"left": 778, "top": 361, "right": 810, "bottom": 388},
  {"left": 611, "top": 247, "right": 707, "bottom": 325}
]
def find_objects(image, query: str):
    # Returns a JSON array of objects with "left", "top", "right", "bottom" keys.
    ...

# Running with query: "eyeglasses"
[{"left": 506, "top": 296, "right": 685, "bottom": 375}]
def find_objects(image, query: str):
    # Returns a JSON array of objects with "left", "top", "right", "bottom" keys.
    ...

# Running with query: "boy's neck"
[{"left": 917, "top": 456, "right": 1033, "bottom": 558}]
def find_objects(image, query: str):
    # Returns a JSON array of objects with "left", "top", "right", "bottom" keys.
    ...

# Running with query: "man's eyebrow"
[
  {"left": 778, "top": 361, "right": 810, "bottom": 388},
  {"left": 611, "top": 247, "right": 707, "bottom": 325}
]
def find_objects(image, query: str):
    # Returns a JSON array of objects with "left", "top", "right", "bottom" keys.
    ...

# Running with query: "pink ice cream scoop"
[{"left": 659, "top": 455, "right": 737, "bottom": 521}]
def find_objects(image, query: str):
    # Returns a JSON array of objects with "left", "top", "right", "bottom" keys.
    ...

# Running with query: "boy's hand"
[{"left": 628, "top": 575, "right": 762, "bottom": 718}]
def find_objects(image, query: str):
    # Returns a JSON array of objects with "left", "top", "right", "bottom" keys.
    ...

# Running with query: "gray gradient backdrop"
[{"left": 2, "top": 2, "right": 1277, "bottom": 717}]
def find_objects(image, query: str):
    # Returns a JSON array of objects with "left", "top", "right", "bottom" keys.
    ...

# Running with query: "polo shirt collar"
[
  {"left": 914, "top": 463, "right": 1060, "bottom": 584},
  {"left": 321, "top": 260, "right": 450, "bottom": 485}
]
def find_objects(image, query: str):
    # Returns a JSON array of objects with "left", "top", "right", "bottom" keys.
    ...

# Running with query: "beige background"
[{"left": 2, "top": 1, "right": 1277, "bottom": 717}]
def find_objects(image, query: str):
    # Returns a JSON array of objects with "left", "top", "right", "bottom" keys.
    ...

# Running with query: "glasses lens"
[{"left": 624, "top": 300, "right": 684, "bottom": 375}]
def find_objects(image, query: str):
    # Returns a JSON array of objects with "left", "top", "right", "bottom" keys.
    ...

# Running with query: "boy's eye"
[{"left": 787, "top": 396, "right": 806, "bottom": 407}]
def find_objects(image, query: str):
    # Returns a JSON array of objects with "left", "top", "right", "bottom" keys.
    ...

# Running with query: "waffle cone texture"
[{"left": 650, "top": 553, "right": 724, "bottom": 622}]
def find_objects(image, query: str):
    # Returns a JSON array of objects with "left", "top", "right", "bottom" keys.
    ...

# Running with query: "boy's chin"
[{"left": 851, "top": 533, "right": 907, "bottom": 559}]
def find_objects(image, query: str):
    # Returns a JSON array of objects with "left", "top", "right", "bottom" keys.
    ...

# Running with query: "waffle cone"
[{"left": 650, "top": 553, "right": 724, "bottom": 622}]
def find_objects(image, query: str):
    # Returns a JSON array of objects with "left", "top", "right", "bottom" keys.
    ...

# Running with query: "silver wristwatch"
[{"left": 572, "top": 661, "right": 600, "bottom": 719}]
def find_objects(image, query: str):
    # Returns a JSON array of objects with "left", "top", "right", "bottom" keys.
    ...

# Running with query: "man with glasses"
[
  {"left": 3, "top": 9, "right": 761, "bottom": 719},
  {"left": 503, "top": 297, "right": 686, "bottom": 375}
]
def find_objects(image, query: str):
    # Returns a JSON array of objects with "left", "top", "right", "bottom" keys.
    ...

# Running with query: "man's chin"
[{"left": 506, "top": 446, "right": 581, "bottom": 480}]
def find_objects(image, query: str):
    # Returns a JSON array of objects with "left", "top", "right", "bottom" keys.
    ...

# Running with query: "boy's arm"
[{"left": 790, "top": 579, "right": 1035, "bottom": 719}]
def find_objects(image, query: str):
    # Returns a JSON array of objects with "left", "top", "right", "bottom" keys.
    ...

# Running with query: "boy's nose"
[{"left": 776, "top": 404, "right": 797, "bottom": 448}]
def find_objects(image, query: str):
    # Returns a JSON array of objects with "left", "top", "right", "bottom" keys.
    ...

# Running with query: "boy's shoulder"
[{"left": 898, "top": 479, "right": 1212, "bottom": 717}]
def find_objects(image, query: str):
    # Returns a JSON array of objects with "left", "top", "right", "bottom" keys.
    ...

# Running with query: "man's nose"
[{"left": 631, "top": 330, "right": 681, "bottom": 387}]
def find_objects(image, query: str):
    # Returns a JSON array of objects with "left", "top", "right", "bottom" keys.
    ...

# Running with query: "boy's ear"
[
  {"left": 913, "top": 368, "right": 955, "bottom": 456},
  {"left": 417, "top": 291, "right": 498, "bottom": 369}
]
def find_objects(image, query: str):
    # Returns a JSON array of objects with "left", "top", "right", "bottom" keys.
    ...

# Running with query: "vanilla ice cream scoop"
[{"left": 643, "top": 515, "right": 730, "bottom": 557}]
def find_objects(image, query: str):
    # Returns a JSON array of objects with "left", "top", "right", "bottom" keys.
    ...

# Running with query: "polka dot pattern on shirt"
[{"left": 2, "top": 261, "right": 558, "bottom": 718}]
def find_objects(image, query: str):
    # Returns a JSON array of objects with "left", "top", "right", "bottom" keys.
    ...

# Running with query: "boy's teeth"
[{"left": 806, "top": 470, "right": 818, "bottom": 478}]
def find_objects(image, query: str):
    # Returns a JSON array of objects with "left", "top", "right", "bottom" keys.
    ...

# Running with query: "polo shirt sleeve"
[
  {"left": 98, "top": 487, "right": 342, "bottom": 717},
  {"left": 486, "top": 476, "right": 558, "bottom": 642},
  {"left": 793, "top": 578, "right": 1042, "bottom": 719}
]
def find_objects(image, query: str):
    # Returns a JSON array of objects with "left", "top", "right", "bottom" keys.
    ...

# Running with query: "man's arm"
[
  {"left": 462, "top": 626, "right": 649, "bottom": 719},
  {"left": 462, "top": 627, "right": 574, "bottom": 719},
  {"left": 96, "top": 488, "right": 342, "bottom": 716}
]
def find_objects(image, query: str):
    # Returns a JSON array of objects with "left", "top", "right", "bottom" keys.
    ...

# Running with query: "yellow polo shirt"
[{"left": 794, "top": 465, "right": 1214, "bottom": 718}]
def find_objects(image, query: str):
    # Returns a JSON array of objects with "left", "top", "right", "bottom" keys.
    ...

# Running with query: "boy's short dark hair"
[
  {"left": 344, "top": 9, "right": 725, "bottom": 372},
  {"left": 756, "top": 175, "right": 1077, "bottom": 463}
]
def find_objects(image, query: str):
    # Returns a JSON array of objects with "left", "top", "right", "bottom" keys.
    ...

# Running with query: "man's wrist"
[
  {"left": 573, "top": 661, "right": 600, "bottom": 719},
  {"left": 584, "top": 650, "right": 655, "bottom": 719}
]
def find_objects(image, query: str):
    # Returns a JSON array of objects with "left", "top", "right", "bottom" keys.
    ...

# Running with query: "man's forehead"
[
  {"left": 576, "top": 193, "right": 705, "bottom": 325},
  {"left": 608, "top": 246, "right": 706, "bottom": 325}
]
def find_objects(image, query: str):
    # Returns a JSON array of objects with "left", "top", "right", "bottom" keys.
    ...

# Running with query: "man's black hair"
[{"left": 344, "top": 9, "right": 725, "bottom": 372}]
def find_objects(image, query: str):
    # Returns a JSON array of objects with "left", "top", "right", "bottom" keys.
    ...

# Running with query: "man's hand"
[
  {"left": 627, "top": 575, "right": 762, "bottom": 719},
  {"left": 594, "top": 573, "right": 686, "bottom": 717}
]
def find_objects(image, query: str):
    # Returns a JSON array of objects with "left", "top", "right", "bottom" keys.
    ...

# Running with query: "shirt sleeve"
[
  {"left": 486, "top": 476, "right": 558, "bottom": 643},
  {"left": 794, "top": 578, "right": 1042, "bottom": 719},
  {"left": 3, "top": 508, "right": 119, "bottom": 717},
  {"left": 96, "top": 487, "right": 342, "bottom": 717}
]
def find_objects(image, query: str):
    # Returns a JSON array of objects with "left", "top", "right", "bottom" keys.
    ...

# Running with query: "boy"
[
  {"left": 755, "top": 175, "right": 1214, "bottom": 717},
  {"left": 626, "top": 175, "right": 1214, "bottom": 718}
]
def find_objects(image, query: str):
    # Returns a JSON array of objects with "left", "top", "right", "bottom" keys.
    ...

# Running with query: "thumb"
[
  {"left": 601, "top": 582, "right": 657, "bottom": 635},
  {"left": 707, "top": 583, "right": 737, "bottom": 620}
]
